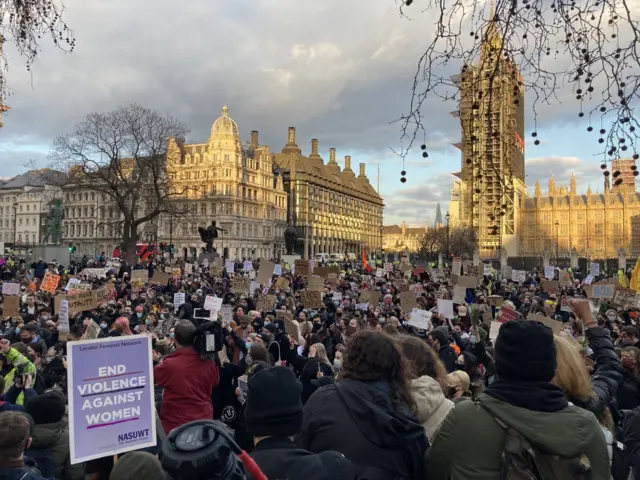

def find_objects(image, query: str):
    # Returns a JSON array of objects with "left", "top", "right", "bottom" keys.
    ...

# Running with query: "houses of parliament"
[{"left": 447, "top": 2, "right": 640, "bottom": 261}]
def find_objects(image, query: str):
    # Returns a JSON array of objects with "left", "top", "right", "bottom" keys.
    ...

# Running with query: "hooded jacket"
[
  {"left": 28, "top": 420, "right": 84, "bottom": 480},
  {"left": 409, "top": 375, "right": 454, "bottom": 442},
  {"left": 425, "top": 393, "right": 610, "bottom": 480},
  {"left": 299, "top": 379, "right": 428, "bottom": 480}
]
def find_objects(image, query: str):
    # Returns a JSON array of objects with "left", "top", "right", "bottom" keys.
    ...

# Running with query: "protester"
[
  {"left": 154, "top": 320, "right": 220, "bottom": 433},
  {"left": 425, "top": 320, "right": 611, "bottom": 479}
]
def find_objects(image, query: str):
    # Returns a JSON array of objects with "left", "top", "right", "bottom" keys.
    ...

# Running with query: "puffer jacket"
[
  {"left": 425, "top": 393, "right": 611, "bottom": 480},
  {"left": 28, "top": 420, "right": 84, "bottom": 480},
  {"left": 572, "top": 326, "right": 623, "bottom": 420},
  {"left": 409, "top": 375, "right": 454, "bottom": 441}
]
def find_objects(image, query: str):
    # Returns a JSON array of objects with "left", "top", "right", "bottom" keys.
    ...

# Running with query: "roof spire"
[{"left": 490, "top": 0, "right": 495, "bottom": 20}]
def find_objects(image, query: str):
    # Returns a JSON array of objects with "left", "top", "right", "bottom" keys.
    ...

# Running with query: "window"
[
  {"left": 26, "top": 205, "right": 30, "bottom": 212},
  {"left": 595, "top": 223, "right": 604, "bottom": 235},
  {"left": 224, "top": 154, "right": 230, "bottom": 162},
  {"left": 201, "top": 204, "right": 207, "bottom": 215}
]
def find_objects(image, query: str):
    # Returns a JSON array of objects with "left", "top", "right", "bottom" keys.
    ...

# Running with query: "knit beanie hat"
[
  {"left": 495, "top": 320, "right": 557, "bottom": 382},
  {"left": 25, "top": 391, "right": 66, "bottom": 425},
  {"left": 244, "top": 366, "right": 303, "bottom": 437},
  {"left": 109, "top": 452, "right": 166, "bottom": 480}
]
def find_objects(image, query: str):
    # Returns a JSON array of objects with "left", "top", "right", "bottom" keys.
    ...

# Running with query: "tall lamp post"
[
  {"left": 445, "top": 211, "right": 451, "bottom": 261},
  {"left": 13, "top": 202, "right": 18, "bottom": 245},
  {"left": 555, "top": 220, "right": 560, "bottom": 264}
]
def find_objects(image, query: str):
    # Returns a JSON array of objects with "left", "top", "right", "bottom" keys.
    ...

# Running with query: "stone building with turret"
[{"left": 520, "top": 170, "right": 640, "bottom": 259}]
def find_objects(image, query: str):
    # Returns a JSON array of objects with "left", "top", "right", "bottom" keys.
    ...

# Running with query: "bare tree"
[
  {"left": 419, "top": 228, "right": 446, "bottom": 260},
  {"left": 449, "top": 226, "right": 477, "bottom": 258},
  {"left": 1, "top": 0, "right": 75, "bottom": 99},
  {"left": 49, "top": 104, "right": 189, "bottom": 264},
  {"left": 397, "top": 0, "right": 639, "bottom": 163}
]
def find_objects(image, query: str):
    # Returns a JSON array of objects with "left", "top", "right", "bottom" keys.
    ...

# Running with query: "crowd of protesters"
[{"left": 0, "top": 250, "right": 639, "bottom": 479}]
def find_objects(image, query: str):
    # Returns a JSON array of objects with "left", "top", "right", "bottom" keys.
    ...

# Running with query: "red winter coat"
[{"left": 155, "top": 346, "right": 220, "bottom": 433}]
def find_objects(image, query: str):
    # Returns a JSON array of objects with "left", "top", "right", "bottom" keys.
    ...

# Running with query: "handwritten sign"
[
  {"left": 3, "top": 295, "right": 20, "bottom": 318},
  {"left": 231, "top": 277, "right": 250, "bottom": 294},
  {"left": 256, "top": 294, "right": 277, "bottom": 312},
  {"left": 294, "top": 259, "right": 310, "bottom": 277},
  {"left": 299, "top": 290, "right": 323, "bottom": 308},
  {"left": 2, "top": 282, "right": 20, "bottom": 295},
  {"left": 408, "top": 308, "right": 432, "bottom": 330},
  {"left": 41, "top": 272, "right": 61, "bottom": 294}
]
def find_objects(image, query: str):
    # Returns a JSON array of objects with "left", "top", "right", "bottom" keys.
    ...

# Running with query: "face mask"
[
  {"left": 15, "top": 327, "right": 21, "bottom": 335},
  {"left": 469, "top": 334, "right": 477, "bottom": 345},
  {"left": 275, "top": 289, "right": 280, "bottom": 294},
  {"left": 312, "top": 323, "right": 322, "bottom": 332},
  {"left": 246, "top": 341, "right": 252, "bottom": 349},
  {"left": 169, "top": 333, "right": 175, "bottom": 339},
  {"left": 607, "top": 314, "right": 617, "bottom": 322},
  {"left": 611, "top": 331, "right": 619, "bottom": 339},
  {"left": 100, "top": 323, "right": 108, "bottom": 329},
  {"left": 446, "top": 386, "right": 458, "bottom": 398},
  {"left": 145, "top": 320, "right": 150, "bottom": 326},
  {"left": 245, "top": 355, "right": 253, "bottom": 366},
  {"left": 333, "top": 359, "right": 342, "bottom": 368},
  {"left": 564, "top": 328, "right": 573, "bottom": 335},
  {"left": 160, "top": 314, "right": 167, "bottom": 320},
  {"left": 137, "top": 313, "right": 143, "bottom": 318}
]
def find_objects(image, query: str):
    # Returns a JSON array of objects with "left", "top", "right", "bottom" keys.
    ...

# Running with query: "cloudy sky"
[{"left": 1, "top": 0, "right": 635, "bottom": 226}]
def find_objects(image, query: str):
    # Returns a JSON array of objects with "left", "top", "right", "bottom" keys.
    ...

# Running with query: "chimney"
[
  {"left": 329, "top": 148, "right": 337, "bottom": 164},
  {"left": 359, "top": 163, "right": 366, "bottom": 177},
  {"left": 250, "top": 130, "right": 259, "bottom": 149},
  {"left": 344, "top": 156, "right": 352, "bottom": 171},
  {"left": 311, "top": 139, "right": 319, "bottom": 156},
  {"left": 287, "top": 127, "right": 296, "bottom": 145}
]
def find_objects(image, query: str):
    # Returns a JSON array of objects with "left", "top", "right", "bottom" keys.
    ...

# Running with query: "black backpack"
[{"left": 481, "top": 405, "right": 592, "bottom": 479}]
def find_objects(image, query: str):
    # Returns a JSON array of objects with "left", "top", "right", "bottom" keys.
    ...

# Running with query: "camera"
[
  {"left": 159, "top": 420, "right": 250, "bottom": 480},
  {"left": 192, "top": 309, "right": 226, "bottom": 362}
]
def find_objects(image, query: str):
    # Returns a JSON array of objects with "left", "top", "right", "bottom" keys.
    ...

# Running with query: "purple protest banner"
[{"left": 68, "top": 336, "right": 156, "bottom": 464}]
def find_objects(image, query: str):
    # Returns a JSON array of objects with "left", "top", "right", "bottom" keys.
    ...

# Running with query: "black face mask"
[
  {"left": 312, "top": 323, "right": 322, "bottom": 332},
  {"left": 446, "top": 386, "right": 458, "bottom": 398}
]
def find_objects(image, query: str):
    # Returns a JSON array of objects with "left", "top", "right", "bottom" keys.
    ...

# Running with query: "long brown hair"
[
  {"left": 396, "top": 334, "right": 447, "bottom": 390},
  {"left": 340, "top": 330, "right": 415, "bottom": 411}
]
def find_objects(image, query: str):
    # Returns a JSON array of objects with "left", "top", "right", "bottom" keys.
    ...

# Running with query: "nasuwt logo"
[{"left": 118, "top": 429, "right": 150, "bottom": 444}]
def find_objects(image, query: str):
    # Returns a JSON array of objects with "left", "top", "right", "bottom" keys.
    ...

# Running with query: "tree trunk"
[{"left": 122, "top": 220, "right": 139, "bottom": 265}]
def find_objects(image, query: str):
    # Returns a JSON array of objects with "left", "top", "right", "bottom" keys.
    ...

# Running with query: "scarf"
[{"left": 486, "top": 379, "right": 568, "bottom": 413}]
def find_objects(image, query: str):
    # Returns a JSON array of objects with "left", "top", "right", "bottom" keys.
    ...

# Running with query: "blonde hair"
[
  {"left": 312, "top": 343, "right": 330, "bottom": 365},
  {"left": 552, "top": 334, "right": 595, "bottom": 401},
  {"left": 446, "top": 370, "right": 470, "bottom": 392}
]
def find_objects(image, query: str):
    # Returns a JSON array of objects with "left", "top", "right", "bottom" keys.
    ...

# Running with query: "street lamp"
[
  {"left": 445, "top": 211, "right": 451, "bottom": 260},
  {"left": 555, "top": 220, "right": 560, "bottom": 264},
  {"left": 13, "top": 202, "right": 18, "bottom": 245}
]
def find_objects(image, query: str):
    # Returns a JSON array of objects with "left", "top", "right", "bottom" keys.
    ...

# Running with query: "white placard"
[
  {"left": 408, "top": 308, "right": 432, "bottom": 330},
  {"left": 204, "top": 295, "right": 223, "bottom": 312},
  {"left": 590, "top": 263, "right": 600, "bottom": 277},
  {"left": 544, "top": 266, "right": 555, "bottom": 280},
  {"left": 58, "top": 300, "right": 70, "bottom": 333}
]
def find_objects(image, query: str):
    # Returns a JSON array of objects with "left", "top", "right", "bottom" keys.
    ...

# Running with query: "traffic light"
[
  {"left": 160, "top": 242, "right": 168, "bottom": 252},
  {"left": 68, "top": 242, "right": 73, "bottom": 252}
]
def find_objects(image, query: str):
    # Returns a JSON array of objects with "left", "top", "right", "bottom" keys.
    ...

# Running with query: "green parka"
[{"left": 425, "top": 393, "right": 611, "bottom": 480}]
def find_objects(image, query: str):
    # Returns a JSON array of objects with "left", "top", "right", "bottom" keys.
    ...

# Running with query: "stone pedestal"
[
  {"left": 473, "top": 249, "right": 480, "bottom": 267},
  {"left": 198, "top": 252, "right": 220, "bottom": 264},
  {"left": 282, "top": 254, "right": 302, "bottom": 267},
  {"left": 570, "top": 247, "right": 578, "bottom": 270},
  {"left": 542, "top": 250, "right": 550, "bottom": 268},
  {"left": 500, "top": 248, "right": 508, "bottom": 268},
  {"left": 438, "top": 253, "right": 444, "bottom": 270},
  {"left": 619, "top": 248, "right": 627, "bottom": 272}
]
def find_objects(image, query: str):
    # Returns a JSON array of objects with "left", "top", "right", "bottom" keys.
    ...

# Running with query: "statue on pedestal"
[
  {"left": 198, "top": 221, "right": 223, "bottom": 253},
  {"left": 284, "top": 225, "right": 298, "bottom": 255},
  {"left": 43, "top": 199, "right": 64, "bottom": 245}
]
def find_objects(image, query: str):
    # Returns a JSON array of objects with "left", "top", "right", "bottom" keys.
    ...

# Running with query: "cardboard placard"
[
  {"left": 257, "top": 260, "right": 275, "bottom": 285},
  {"left": 314, "top": 267, "right": 330, "bottom": 279},
  {"left": 457, "top": 276, "right": 478, "bottom": 288},
  {"left": 54, "top": 290, "right": 98, "bottom": 315},
  {"left": 529, "top": 313, "right": 564, "bottom": 335},
  {"left": 150, "top": 271, "right": 170, "bottom": 285},
  {"left": 359, "top": 290, "right": 380, "bottom": 306},
  {"left": 452, "top": 285, "right": 466, "bottom": 304},
  {"left": 299, "top": 290, "right": 323, "bottom": 308},
  {"left": 275, "top": 277, "right": 290, "bottom": 290},
  {"left": 294, "top": 259, "right": 310, "bottom": 277},
  {"left": 3, "top": 295, "right": 20, "bottom": 317},
  {"left": 587, "top": 283, "right": 615, "bottom": 299},
  {"left": 308, "top": 276, "right": 325, "bottom": 292},
  {"left": 256, "top": 294, "right": 277, "bottom": 312},
  {"left": 613, "top": 287, "right": 639, "bottom": 309},
  {"left": 231, "top": 277, "right": 251, "bottom": 294},
  {"left": 41, "top": 272, "right": 61, "bottom": 294},
  {"left": 542, "top": 280, "right": 559, "bottom": 294},
  {"left": 399, "top": 291, "right": 417, "bottom": 313}
]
